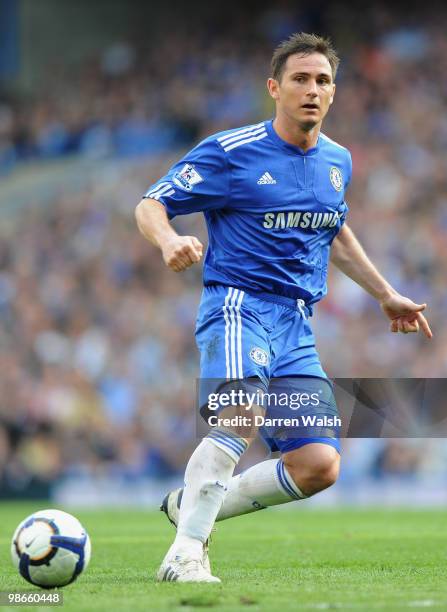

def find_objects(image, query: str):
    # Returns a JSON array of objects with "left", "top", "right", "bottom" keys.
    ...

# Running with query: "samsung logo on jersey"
[{"left": 263, "top": 211, "right": 341, "bottom": 230}]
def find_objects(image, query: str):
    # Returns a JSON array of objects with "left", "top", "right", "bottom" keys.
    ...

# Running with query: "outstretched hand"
[{"left": 380, "top": 293, "right": 432, "bottom": 338}]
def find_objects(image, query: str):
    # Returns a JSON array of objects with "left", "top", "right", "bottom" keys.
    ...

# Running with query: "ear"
[
  {"left": 267, "top": 77, "right": 280, "bottom": 100},
  {"left": 329, "top": 83, "right": 336, "bottom": 105}
]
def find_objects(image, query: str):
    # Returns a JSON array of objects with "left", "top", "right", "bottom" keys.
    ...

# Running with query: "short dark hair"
[{"left": 271, "top": 32, "right": 340, "bottom": 82}]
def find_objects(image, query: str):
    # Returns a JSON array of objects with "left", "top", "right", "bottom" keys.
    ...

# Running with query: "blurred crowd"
[{"left": 1, "top": 3, "right": 447, "bottom": 498}]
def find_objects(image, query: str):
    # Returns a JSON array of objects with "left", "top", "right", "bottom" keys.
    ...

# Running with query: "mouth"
[{"left": 301, "top": 103, "right": 319, "bottom": 111}]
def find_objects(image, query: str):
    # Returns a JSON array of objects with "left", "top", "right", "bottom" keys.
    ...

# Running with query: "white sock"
[
  {"left": 217, "top": 458, "right": 307, "bottom": 521},
  {"left": 169, "top": 430, "right": 248, "bottom": 559}
]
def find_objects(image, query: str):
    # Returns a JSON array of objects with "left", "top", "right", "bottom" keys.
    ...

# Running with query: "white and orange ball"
[{"left": 11, "top": 509, "right": 91, "bottom": 588}]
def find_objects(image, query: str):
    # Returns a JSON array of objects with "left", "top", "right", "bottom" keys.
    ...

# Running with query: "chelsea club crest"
[
  {"left": 329, "top": 167, "right": 343, "bottom": 191},
  {"left": 249, "top": 347, "right": 269, "bottom": 366}
]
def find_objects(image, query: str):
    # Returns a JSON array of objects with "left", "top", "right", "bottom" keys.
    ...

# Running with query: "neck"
[{"left": 273, "top": 113, "right": 321, "bottom": 152}]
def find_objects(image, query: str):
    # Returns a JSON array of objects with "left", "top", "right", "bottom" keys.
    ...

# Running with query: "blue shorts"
[{"left": 195, "top": 285, "right": 340, "bottom": 454}]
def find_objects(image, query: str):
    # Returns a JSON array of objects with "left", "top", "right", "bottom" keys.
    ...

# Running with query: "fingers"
[
  {"left": 169, "top": 251, "right": 194, "bottom": 271},
  {"left": 191, "top": 236, "right": 204, "bottom": 259},
  {"left": 411, "top": 302, "right": 427, "bottom": 312},
  {"left": 397, "top": 302, "right": 426, "bottom": 316},
  {"left": 390, "top": 320, "right": 413, "bottom": 333},
  {"left": 401, "top": 319, "right": 419, "bottom": 333},
  {"left": 397, "top": 318, "right": 410, "bottom": 334},
  {"left": 165, "top": 236, "right": 204, "bottom": 272},
  {"left": 390, "top": 313, "right": 432, "bottom": 338},
  {"left": 416, "top": 311, "right": 433, "bottom": 339},
  {"left": 408, "top": 320, "right": 419, "bottom": 332},
  {"left": 390, "top": 319, "right": 399, "bottom": 333},
  {"left": 171, "top": 253, "right": 190, "bottom": 271}
]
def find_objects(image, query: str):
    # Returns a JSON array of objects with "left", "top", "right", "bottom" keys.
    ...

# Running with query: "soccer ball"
[{"left": 11, "top": 509, "right": 91, "bottom": 588}]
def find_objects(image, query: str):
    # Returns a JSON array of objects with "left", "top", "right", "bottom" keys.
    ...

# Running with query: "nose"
[{"left": 306, "top": 79, "right": 318, "bottom": 97}]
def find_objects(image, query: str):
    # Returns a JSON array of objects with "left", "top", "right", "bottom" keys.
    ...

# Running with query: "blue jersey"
[{"left": 144, "top": 119, "right": 352, "bottom": 308}]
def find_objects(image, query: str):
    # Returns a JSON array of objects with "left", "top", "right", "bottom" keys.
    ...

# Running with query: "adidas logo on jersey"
[{"left": 257, "top": 172, "right": 277, "bottom": 185}]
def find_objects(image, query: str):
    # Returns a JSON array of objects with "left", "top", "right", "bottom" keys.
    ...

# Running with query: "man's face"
[{"left": 268, "top": 52, "right": 336, "bottom": 131}]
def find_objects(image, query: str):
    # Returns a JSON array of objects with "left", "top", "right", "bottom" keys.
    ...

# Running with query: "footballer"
[{"left": 135, "top": 33, "right": 432, "bottom": 583}]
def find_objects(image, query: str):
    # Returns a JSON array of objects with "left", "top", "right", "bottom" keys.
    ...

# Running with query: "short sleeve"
[{"left": 143, "top": 139, "right": 229, "bottom": 219}]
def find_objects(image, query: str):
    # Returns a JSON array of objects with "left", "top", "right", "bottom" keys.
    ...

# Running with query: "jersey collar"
[{"left": 266, "top": 119, "right": 320, "bottom": 156}]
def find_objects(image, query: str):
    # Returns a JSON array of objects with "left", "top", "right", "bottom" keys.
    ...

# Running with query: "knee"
[{"left": 284, "top": 446, "right": 340, "bottom": 497}]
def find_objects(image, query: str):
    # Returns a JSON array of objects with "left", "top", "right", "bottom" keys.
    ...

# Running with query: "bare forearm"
[
  {"left": 135, "top": 197, "right": 203, "bottom": 273},
  {"left": 135, "top": 198, "right": 178, "bottom": 249},
  {"left": 330, "top": 224, "right": 395, "bottom": 301},
  {"left": 330, "top": 224, "right": 432, "bottom": 338}
]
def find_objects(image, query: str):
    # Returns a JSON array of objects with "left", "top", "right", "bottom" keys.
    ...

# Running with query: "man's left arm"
[{"left": 330, "top": 224, "right": 432, "bottom": 338}]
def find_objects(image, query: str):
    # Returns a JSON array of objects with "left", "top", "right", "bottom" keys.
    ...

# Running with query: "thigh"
[
  {"left": 260, "top": 313, "right": 339, "bottom": 453},
  {"left": 271, "top": 314, "right": 326, "bottom": 379},
  {"left": 195, "top": 285, "right": 271, "bottom": 383},
  {"left": 196, "top": 286, "right": 272, "bottom": 434},
  {"left": 259, "top": 374, "right": 341, "bottom": 455}
]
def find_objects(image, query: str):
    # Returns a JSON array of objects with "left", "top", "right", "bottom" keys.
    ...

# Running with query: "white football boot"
[
  {"left": 156, "top": 548, "right": 220, "bottom": 583},
  {"left": 160, "top": 488, "right": 212, "bottom": 574}
]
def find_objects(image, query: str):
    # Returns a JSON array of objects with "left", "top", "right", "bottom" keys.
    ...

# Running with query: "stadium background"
[{"left": 1, "top": 0, "right": 446, "bottom": 506}]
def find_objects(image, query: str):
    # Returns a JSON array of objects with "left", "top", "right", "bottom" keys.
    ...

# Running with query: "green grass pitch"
[{"left": 1, "top": 502, "right": 446, "bottom": 611}]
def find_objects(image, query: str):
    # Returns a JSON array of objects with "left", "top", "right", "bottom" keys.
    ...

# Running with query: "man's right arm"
[{"left": 135, "top": 198, "right": 203, "bottom": 273}]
